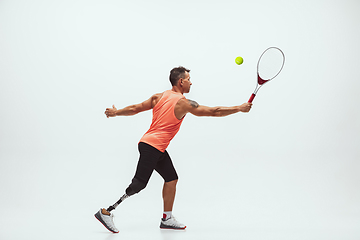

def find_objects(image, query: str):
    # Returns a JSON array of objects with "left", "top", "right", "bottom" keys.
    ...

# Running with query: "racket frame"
[{"left": 248, "top": 47, "right": 285, "bottom": 103}]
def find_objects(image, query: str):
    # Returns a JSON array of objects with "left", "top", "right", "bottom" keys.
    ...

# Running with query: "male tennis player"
[{"left": 95, "top": 66, "right": 252, "bottom": 233}]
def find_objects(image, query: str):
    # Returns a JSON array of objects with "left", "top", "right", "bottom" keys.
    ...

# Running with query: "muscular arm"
[
  {"left": 175, "top": 99, "right": 252, "bottom": 119},
  {"left": 105, "top": 93, "right": 161, "bottom": 118}
]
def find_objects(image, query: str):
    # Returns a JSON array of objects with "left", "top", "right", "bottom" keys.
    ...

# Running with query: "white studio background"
[{"left": 0, "top": 0, "right": 359, "bottom": 239}]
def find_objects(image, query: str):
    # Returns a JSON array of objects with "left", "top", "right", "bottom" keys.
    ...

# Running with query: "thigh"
[
  {"left": 155, "top": 150, "right": 178, "bottom": 182},
  {"left": 134, "top": 142, "right": 163, "bottom": 183}
]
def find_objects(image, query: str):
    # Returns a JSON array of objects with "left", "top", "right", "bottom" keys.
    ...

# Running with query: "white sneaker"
[
  {"left": 94, "top": 209, "right": 119, "bottom": 233},
  {"left": 160, "top": 216, "right": 186, "bottom": 230}
]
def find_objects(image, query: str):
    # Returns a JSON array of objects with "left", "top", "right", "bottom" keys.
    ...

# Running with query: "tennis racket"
[{"left": 248, "top": 47, "right": 285, "bottom": 103}]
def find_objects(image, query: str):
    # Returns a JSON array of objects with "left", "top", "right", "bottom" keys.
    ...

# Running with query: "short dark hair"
[{"left": 169, "top": 66, "right": 190, "bottom": 86}]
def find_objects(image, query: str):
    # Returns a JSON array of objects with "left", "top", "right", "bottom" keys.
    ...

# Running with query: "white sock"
[{"left": 163, "top": 211, "right": 172, "bottom": 220}]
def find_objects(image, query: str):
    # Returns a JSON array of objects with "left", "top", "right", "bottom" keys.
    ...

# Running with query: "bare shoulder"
[
  {"left": 173, "top": 98, "right": 197, "bottom": 119},
  {"left": 152, "top": 92, "right": 163, "bottom": 100},
  {"left": 187, "top": 99, "right": 199, "bottom": 108},
  {"left": 177, "top": 98, "right": 199, "bottom": 108},
  {"left": 176, "top": 98, "right": 200, "bottom": 112},
  {"left": 151, "top": 92, "right": 164, "bottom": 108}
]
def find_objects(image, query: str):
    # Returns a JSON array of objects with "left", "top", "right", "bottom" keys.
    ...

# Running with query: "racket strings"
[{"left": 257, "top": 47, "right": 285, "bottom": 82}]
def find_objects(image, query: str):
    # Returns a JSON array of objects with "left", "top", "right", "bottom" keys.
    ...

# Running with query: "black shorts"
[{"left": 133, "top": 142, "right": 178, "bottom": 185}]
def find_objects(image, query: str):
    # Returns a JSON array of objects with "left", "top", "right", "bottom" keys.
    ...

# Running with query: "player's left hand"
[{"left": 105, "top": 105, "right": 117, "bottom": 118}]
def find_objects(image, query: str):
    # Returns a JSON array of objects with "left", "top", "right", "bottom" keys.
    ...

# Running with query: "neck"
[{"left": 171, "top": 86, "right": 184, "bottom": 95}]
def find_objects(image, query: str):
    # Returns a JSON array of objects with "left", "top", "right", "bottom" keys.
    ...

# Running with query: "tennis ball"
[{"left": 235, "top": 56, "right": 243, "bottom": 65}]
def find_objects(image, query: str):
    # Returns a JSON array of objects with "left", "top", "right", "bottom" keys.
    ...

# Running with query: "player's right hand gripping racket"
[{"left": 248, "top": 47, "right": 285, "bottom": 103}]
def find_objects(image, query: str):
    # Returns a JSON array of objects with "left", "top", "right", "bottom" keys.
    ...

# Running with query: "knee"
[
  {"left": 164, "top": 179, "right": 178, "bottom": 189},
  {"left": 126, "top": 178, "right": 147, "bottom": 196}
]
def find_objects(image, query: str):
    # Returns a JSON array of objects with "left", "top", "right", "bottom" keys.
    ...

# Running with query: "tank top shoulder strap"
[{"left": 154, "top": 90, "right": 184, "bottom": 111}]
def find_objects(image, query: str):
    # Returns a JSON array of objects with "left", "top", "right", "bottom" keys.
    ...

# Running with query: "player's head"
[{"left": 169, "top": 66, "right": 191, "bottom": 86}]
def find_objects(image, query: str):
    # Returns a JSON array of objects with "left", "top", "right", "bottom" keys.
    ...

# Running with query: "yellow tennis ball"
[{"left": 235, "top": 56, "right": 243, "bottom": 65}]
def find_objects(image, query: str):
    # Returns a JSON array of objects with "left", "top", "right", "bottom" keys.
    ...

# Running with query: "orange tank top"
[{"left": 140, "top": 90, "right": 186, "bottom": 152}]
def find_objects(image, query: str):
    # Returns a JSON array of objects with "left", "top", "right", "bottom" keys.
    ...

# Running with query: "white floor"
[
  {"left": 1, "top": 153, "right": 360, "bottom": 240},
  {"left": 1, "top": 194, "right": 360, "bottom": 240},
  {"left": 2, "top": 214, "right": 359, "bottom": 240}
]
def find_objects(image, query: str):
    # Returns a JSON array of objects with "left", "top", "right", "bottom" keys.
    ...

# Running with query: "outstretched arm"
[
  {"left": 175, "top": 99, "right": 252, "bottom": 119},
  {"left": 105, "top": 93, "right": 161, "bottom": 118}
]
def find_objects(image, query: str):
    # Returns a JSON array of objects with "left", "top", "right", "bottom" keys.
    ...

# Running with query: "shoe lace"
[
  {"left": 110, "top": 213, "right": 116, "bottom": 222},
  {"left": 168, "top": 216, "right": 183, "bottom": 227}
]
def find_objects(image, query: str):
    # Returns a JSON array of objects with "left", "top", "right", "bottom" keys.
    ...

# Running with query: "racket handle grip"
[{"left": 248, "top": 93, "right": 256, "bottom": 103}]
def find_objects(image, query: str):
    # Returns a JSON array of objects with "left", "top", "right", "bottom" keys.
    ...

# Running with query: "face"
[{"left": 180, "top": 71, "right": 192, "bottom": 93}]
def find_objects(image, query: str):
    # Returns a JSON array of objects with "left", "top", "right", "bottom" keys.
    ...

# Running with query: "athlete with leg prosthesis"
[{"left": 95, "top": 66, "right": 252, "bottom": 233}]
